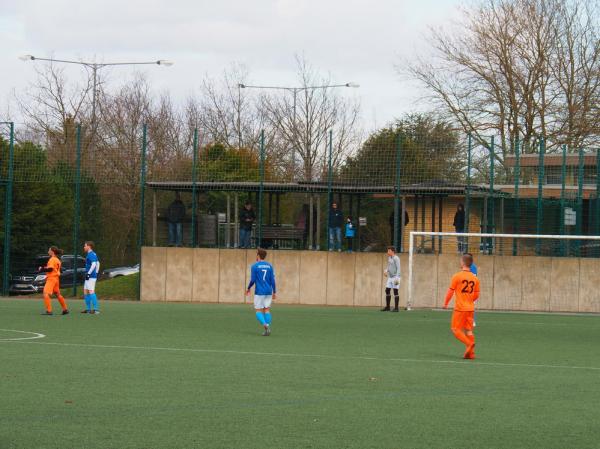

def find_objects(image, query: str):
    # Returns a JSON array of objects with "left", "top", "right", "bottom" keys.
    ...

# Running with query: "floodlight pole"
[{"left": 20, "top": 55, "right": 173, "bottom": 138}]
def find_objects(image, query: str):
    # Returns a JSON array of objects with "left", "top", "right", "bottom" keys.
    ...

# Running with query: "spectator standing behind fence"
[
  {"left": 328, "top": 202, "right": 343, "bottom": 252},
  {"left": 345, "top": 216, "right": 356, "bottom": 253},
  {"left": 453, "top": 203, "right": 466, "bottom": 253},
  {"left": 239, "top": 201, "right": 256, "bottom": 249},
  {"left": 167, "top": 193, "right": 186, "bottom": 247}
]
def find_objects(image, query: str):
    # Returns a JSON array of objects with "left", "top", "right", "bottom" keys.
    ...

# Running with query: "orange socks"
[
  {"left": 57, "top": 295, "right": 68, "bottom": 311},
  {"left": 464, "top": 333, "right": 476, "bottom": 359},
  {"left": 452, "top": 330, "right": 476, "bottom": 359},
  {"left": 43, "top": 295, "right": 52, "bottom": 313},
  {"left": 44, "top": 294, "right": 68, "bottom": 312}
]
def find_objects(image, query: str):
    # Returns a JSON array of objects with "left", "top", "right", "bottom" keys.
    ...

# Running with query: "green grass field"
[{"left": 1, "top": 298, "right": 599, "bottom": 449}]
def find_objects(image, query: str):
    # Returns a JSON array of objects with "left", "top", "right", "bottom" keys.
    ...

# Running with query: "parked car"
[
  {"left": 10, "top": 254, "right": 87, "bottom": 295},
  {"left": 102, "top": 264, "right": 139, "bottom": 279}
]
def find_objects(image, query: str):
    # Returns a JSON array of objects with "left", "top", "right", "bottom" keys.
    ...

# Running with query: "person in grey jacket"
[
  {"left": 382, "top": 246, "right": 401, "bottom": 312},
  {"left": 328, "top": 202, "right": 344, "bottom": 252}
]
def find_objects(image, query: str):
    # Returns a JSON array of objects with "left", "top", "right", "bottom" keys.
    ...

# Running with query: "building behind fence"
[{"left": 1, "top": 121, "right": 599, "bottom": 296}]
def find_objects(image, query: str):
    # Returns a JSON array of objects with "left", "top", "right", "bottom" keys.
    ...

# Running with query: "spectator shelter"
[{"left": 146, "top": 180, "right": 497, "bottom": 253}]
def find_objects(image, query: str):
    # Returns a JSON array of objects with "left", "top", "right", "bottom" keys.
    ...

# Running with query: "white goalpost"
[{"left": 406, "top": 231, "right": 600, "bottom": 310}]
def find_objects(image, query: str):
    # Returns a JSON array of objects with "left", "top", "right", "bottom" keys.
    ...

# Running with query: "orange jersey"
[
  {"left": 45, "top": 256, "right": 62, "bottom": 279},
  {"left": 447, "top": 269, "right": 480, "bottom": 311}
]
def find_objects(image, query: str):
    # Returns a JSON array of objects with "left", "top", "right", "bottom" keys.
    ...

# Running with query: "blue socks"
[
  {"left": 84, "top": 293, "right": 99, "bottom": 311},
  {"left": 255, "top": 311, "right": 266, "bottom": 326},
  {"left": 90, "top": 293, "right": 99, "bottom": 311},
  {"left": 264, "top": 312, "right": 272, "bottom": 325}
]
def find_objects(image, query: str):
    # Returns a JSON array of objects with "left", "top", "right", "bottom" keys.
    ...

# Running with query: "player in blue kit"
[
  {"left": 81, "top": 241, "right": 101, "bottom": 314},
  {"left": 245, "top": 248, "right": 277, "bottom": 336}
]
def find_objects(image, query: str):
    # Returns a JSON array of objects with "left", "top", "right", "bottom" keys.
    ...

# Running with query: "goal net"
[{"left": 406, "top": 231, "right": 600, "bottom": 310}]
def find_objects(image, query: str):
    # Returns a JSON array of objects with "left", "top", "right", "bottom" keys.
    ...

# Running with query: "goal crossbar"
[{"left": 407, "top": 231, "right": 600, "bottom": 310}]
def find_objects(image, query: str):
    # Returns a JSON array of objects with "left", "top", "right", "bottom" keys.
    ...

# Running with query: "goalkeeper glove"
[{"left": 85, "top": 274, "right": 90, "bottom": 280}]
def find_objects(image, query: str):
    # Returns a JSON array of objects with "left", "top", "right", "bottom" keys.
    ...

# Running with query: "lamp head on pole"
[
  {"left": 19, "top": 54, "right": 35, "bottom": 61},
  {"left": 238, "top": 83, "right": 246, "bottom": 89},
  {"left": 156, "top": 60, "right": 174, "bottom": 66},
  {"left": 345, "top": 82, "right": 360, "bottom": 88}
]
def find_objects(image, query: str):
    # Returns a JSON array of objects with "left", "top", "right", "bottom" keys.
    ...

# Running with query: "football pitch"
[{"left": 1, "top": 299, "right": 599, "bottom": 449}]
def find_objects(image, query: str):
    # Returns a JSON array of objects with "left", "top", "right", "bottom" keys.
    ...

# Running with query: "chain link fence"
[{"left": 1, "top": 120, "right": 599, "bottom": 296}]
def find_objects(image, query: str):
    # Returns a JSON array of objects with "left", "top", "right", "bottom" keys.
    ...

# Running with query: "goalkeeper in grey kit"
[{"left": 382, "top": 246, "right": 401, "bottom": 312}]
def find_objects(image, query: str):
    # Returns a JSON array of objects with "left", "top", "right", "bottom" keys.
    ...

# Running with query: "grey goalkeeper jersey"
[{"left": 387, "top": 255, "right": 401, "bottom": 278}]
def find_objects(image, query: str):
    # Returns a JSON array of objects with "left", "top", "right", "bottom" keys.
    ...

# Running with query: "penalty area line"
[{"left": 3, "top": 339, "right": 600, "bottom": 372}]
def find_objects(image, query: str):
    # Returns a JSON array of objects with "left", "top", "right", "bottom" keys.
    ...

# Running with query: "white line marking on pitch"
[
  {"left": 3, "top": 339, "right": 599, "bottom": 372},
  {"left": 0, "top": 329, "right": 46, "bottom": 341}
]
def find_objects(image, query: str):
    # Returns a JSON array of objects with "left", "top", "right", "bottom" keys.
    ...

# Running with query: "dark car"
[{"left": 10, "top": 254, "right": 87, "bottom": 295}]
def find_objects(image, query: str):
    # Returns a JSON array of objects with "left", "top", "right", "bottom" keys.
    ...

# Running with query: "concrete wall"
[{"left": 141, "top": 248, "right": 599, "bottom": 313}]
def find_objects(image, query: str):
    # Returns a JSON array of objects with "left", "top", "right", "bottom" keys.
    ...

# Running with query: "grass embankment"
[{"left": 60, "top": 273, "right": 139, "bottom": 300}]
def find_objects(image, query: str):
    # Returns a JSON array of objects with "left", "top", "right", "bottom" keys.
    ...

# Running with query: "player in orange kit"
[
  {"left": 443, "top": 253, "right": 480, "bottom": 359},
  {"left": 38, "top": 246, "right": 69, "bottom": 316}
]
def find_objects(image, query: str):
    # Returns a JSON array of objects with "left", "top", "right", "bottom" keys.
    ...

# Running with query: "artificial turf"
[{"left": 1, "top": 299, "right": 599, "bottom": 449}]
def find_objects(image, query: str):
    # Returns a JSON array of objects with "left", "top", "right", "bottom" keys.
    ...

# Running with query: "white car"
[{"left": 102, "top": 264, "right": 139, "bottom": 279}]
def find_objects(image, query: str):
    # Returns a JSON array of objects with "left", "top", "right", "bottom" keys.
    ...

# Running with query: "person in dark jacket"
[
  {"left": 239, "top": 201, "right": 256, "bottom": 249},
  {"left": 328, "top": 202, "right": 344, "bottom": 251},
  {"left": 389, "top": 209, "right": 410, "bottom": 250},
  {"left": 453, "top": 203, "right": 466, "bottom": 253},
  {"left": 167, "top": 193, "right": 186, "bottom": 247}
]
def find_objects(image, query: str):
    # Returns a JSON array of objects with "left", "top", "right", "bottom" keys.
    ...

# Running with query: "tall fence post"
[
  {"left": 326, "top": 129, "right": 333, "bottom": 251},
  {"left": 393, "top": 133, "right": 402, "bottom": 250},
  {"left": 257, "top": 130, "right": 265, "bottom": 248},
  {"left": 576, "top": 147, "right": 584, "bottom": 256},
  {"left": 191, "top": 128, "right": 198, "bottom": 248},
  {"left": 596, "top": 149, "right": 600, "bottom": 253},
  {"left": 137, "top": 124, "right": 147, "bottom": 300},
  {"left": 512, "top": 137, "right": 520, "bottom": 256},
  {"left": 465, "top": 133, "right": 472, "bottom": 253},
  {"left": 72, "top": 124, "right": 82, "bottom": 297},
  {"left": 536, "top": 137, "right": 545, "bottom": 255},
  {"left": 560, "top": 144, "right": 567, "bottom": 256},
  {"left": 488, "top": 136, "right": 495, "bottom": 253},
  {"left": 2, "top": 122, "right": 15, "bottom": 296}
]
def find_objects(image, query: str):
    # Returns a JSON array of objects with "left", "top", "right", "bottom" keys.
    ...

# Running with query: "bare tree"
[
  {"left": 15, "top": 62, "right": 96, "bottom": 156},
  {"left": 190, "top": 63, "right": 266, "bottom": 151},
  {"left": 261, "top": 56, "right": 361, "bottom": 181},
  {"left": 404, "top": 0, "right": 600, "bottom": 159}
]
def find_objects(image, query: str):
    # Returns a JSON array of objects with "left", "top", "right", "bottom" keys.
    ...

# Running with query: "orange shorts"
[
  {"left": 451, "top": 311, "right": 474, "bottom": 331},
  {"left": 43, "top": 278, "right": 60, "bottom": 295}
]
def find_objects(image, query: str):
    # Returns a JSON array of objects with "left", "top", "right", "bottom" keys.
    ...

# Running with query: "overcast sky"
[{"left": 0, "top": 0, "right": 463, "bottom": 131}]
